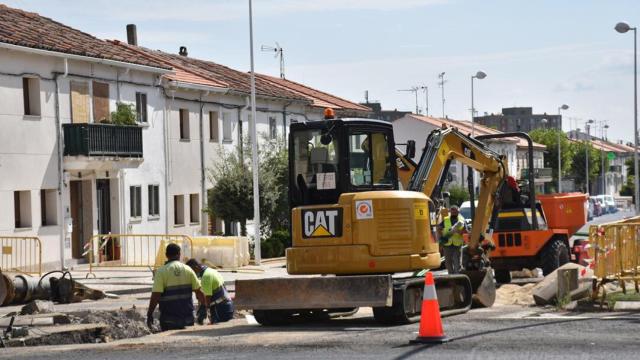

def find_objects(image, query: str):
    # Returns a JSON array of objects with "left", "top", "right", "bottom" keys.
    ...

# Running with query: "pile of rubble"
[
  {"left": 494, "top": 263, "right": 595, "bottom": 308},
  {"left": 0, "top": 302, "right": 150, "bottom": 347}
]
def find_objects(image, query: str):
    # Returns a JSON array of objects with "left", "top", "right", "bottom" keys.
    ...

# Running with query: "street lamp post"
[
  {"left": 557, "top": 104, "right": 569, "bottom": 193},
  {"left": 585, "top": 119, "right": 595, "bottom": 194},
  {"left": 471, "top": 71, "right": 487, "bottom": 137},
  {"left": 248, "top": 0, "right": 261, "bottom": 264},
  {"left": 616, "top": 21, "right": 639, "bottom": 214}
]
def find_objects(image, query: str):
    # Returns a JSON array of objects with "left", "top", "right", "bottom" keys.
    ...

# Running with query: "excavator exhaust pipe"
[{"left": 461, "top": 268, "right": 496, "bottom": 308}]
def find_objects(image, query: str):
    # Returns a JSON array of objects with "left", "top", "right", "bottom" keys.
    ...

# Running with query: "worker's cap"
[
  {"left": 166, "top": 243, "right": 181, "bottom": 257},
  {"left": 450, "top": 205, "right": 459, "bottom": 210}
]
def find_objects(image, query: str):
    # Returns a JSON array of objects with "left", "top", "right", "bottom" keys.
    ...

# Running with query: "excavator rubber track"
[{"left": 240, "top": 270, "right": 491, "bottom": 326}]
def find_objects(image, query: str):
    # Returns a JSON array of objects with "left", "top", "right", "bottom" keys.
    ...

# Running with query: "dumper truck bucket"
[
  {"left": 461, "top": 268, "right": 496, "bottom": 307},
  {"left": 234, "top": 275, "right": 393, "bottom": 310}
]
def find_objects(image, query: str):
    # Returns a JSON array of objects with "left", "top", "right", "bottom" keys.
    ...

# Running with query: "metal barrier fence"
[
  {"left": 87, "top": 234, "right": 194, "bottom": 273},
  {"left": 588, "top": 216, "right": 640, "bottom": 301},
  {"left": 0, "top": 236, "right": 42, "bottom": 275}
]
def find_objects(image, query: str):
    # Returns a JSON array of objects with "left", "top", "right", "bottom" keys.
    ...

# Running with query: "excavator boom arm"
[{"left": 407, "top": 126, "right": 507, "bottom": 251}]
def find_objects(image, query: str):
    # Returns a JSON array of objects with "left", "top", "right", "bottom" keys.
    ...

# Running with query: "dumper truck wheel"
[
  {"left": 494, "top": 269, "right": 511, "bottom": 284},
  {"left": 540, "top": 238, "right": 570, "bottom": 276}
]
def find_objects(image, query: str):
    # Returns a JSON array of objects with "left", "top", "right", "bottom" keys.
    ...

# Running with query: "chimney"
[
  {"left": 126, "top": 24, "right": 137, "bottom": 46},
  {"left": 179, "top": 46, "right": 188, "bottom": 56}
]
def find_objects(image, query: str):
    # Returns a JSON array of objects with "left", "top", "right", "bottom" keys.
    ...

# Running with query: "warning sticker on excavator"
[
  {"left": 302, "top": 208, "right": 343, "bottom": 238},
  {"left": 414, "top": 204, "right": 428, "bottom": 220},
  {"left": 355, "top": 200, "right": 374, "bottom": 220}
]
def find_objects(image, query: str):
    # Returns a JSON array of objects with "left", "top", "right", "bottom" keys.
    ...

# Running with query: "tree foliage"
[
  {"left": 446, "top": 184, "right": 470, "bottom": 207},
  {"left": 206, "top": 135, "right": 290, "bottom": 255},
  {"left": 207, "top": 146, "right": 253, "bottom": 235},
  {"left": 567, "top": 141, "right": 605, "bottom": 193},
  {"left": 529, "top": 129, "right": 573, "bottom": 188}
]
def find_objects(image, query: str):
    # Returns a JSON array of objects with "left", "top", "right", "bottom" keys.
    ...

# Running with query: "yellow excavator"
[{"left": 235, "top": 112, "right": 509, "bottom": 325}]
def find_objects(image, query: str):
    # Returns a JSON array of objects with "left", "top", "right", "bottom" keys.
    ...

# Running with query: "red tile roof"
[
  {"left": 256, "top": 74, "right": 371, "bottom": 113},
  {"left": 108, "top": 41, "right": 225, "bottom": 88},
  {"left": 575, "top": 138, "right": 636, "bottom": 154},
  {"left": 406, "top": 114, "right": 546, "bottom": 150},
  {"left": 147, "top": 50, "right": 308, "bottom": 101},
  {"left": 0, "top": 4, "right": 170, "bottom": 70}
]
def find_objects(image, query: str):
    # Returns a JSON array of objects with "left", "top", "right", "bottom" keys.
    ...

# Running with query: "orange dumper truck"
[{"left": 488, "top": 192, "right": 588, "bottom": 283}]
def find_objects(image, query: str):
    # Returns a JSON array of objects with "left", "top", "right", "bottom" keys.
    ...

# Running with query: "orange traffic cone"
[{"left": 409, "top": 272, "right": 449, "bottom": 344}]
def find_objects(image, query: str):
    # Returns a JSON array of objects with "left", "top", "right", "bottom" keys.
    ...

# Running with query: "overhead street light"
[
  {"left": 471, "top": 71, "right": 487, "bottom": 136},
  {"left": 615, "top": 21, "right": 639, "bottom": 214},
  {"left": 557, "top": 104, "right": 569, "bottom": 193},
  {"left": 585, "top": 119, "right": 595, "bottom": 194}
]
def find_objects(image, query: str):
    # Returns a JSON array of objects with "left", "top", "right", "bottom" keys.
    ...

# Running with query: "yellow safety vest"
[{"left": 443, "top": 215, "right": 465, "bottom": 247}]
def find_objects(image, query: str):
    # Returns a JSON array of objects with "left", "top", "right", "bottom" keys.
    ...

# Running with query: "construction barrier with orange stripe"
[
  {"left": 588, "top": 216, "right": 640, "bottom": 301},
  {"left": 86, "top": 234, "right": 194, "bottom": 273},
  {"left": 0, "top": 236, "right": 42, "bottom": 275}
]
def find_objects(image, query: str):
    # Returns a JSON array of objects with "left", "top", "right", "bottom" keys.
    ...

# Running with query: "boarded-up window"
[
  {"left": 70, "top": 81, "right": 90, "bottom": 123},
  {"left": 92, "top": 81, "right": 109, "bottom": 123}
]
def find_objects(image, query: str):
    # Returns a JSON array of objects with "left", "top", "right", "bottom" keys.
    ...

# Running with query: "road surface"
[{"left": 2, "top": 305, "right": 639, "bottom": 360}]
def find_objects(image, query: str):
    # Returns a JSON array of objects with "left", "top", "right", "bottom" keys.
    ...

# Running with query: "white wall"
[{"left": 0, "top": 48, "right": 167, "bottom": 269}]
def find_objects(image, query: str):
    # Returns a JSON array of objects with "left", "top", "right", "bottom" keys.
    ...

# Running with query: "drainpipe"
[
  {"left": 199, "top": 92, "right": 207, "bottom": 235},
  {"left": 55, "top": 59, "right": 69, "bottom": 270},
  {"left": 163, "top": 89, "right": 175, "bottom": 233}
]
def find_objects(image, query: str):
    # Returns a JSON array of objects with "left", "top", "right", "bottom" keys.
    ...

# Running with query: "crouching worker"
[
  {"left": 186, "top": 259, "right": 234, "bottom": 324},
  {"left": 147, "top": 243, "right": 206, "bottom": 331}
]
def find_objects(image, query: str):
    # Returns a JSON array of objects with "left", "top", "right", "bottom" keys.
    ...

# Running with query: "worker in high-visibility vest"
[
  {"left": 147, "top": 244, "right": 206, "bottom": 331},
  {"left": 186, "top": 259, "right": 234, "bottom": 324},
  {"left": 437, "top": 205, "right": 466, "bottom": 274}
]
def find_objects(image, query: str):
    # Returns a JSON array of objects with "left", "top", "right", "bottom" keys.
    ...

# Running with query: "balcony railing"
[
  {"left": 521, "top": 168, "right": 553, "bottom": 179},
  {"left": 63, "top": 123, "right": 143, "bottom": 158}
]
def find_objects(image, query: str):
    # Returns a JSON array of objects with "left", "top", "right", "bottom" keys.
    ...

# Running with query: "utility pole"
[{"left": 438, "top": 72, "right": 446, "bottom": 118}]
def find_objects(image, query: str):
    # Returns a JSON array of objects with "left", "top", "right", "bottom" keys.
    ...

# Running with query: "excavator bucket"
[
  {"left": 461, "top": 268, "right": 496, "bottom": 307},
  {"left": 235, "top": 275, "right": 393, "bottom": 310}
]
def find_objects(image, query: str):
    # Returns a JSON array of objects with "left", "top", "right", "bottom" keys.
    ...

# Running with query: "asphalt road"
[{"left": 3, "top": 306, "right": 640, "bottom": 360}]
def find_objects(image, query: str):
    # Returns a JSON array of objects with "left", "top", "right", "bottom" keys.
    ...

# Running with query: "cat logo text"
[{"left": 302, "top": 208, "right": 343, "bottom": 238}]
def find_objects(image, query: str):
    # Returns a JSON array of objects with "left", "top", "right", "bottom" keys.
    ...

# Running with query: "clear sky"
[{"left": 4, "top": 0, "right": 640, "bottom": 143}]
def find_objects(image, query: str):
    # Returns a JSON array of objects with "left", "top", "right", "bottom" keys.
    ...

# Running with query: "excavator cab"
[{"left": 289, "top": 118, "right": 398, "bottom": 209}]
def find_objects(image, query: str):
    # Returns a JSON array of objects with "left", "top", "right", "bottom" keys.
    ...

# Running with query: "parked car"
[{"left": 594, "top": 195, "right": 617, "bottom": 214}]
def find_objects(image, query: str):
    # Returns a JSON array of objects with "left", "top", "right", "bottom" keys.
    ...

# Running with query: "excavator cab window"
[
  {"left": 348, "top": 131, "right": 394, "bottom": 188},
  {"left": 289, "top": 119, "right": 398, "bottom": 209},
  {"left": 290, "top": 128, "right": 340, "bottom": 207}
]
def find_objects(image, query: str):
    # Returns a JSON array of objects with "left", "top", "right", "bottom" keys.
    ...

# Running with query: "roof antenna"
[
  {"left": 397, "top": 87, "right": 420, "bottom": 114},
  {"left": 261, "top": 42, "right": 285, "bottom": 79}
]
